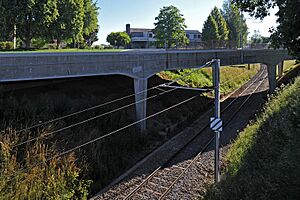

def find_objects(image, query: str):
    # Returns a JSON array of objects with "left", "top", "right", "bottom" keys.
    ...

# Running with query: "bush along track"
[{"left": 206, "top": 76, "right": 300, "bottom": 200}]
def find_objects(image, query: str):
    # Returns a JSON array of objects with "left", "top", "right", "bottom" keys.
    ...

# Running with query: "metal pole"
[
  {"left": 13, "top": 24, "right": 17, "bottom": 50},
  {"left": 213, "top": 59, "right": 221, "bottom": 183}
]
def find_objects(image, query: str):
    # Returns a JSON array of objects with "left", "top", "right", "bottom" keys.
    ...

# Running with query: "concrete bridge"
[{"left": 0, "top": 49, "right": 293, "bottom": 131}]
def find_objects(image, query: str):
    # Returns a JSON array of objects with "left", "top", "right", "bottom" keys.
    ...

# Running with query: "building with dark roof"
[{"left": 125, "top": 24, "right": 202, "bottom": 49}]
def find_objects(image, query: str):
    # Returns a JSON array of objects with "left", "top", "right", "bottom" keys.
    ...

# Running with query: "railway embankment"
[{"left": 206, "top": 75, "right": 300, "bottom": 200}]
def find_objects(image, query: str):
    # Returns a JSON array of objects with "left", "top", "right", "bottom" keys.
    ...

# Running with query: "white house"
[{"left": 125, "top": 24, "right": 202, "bottom": 48}]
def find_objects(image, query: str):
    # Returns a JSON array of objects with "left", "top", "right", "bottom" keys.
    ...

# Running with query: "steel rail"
[
  {"left": 123, "top": 65, "right": 267, "bottom": 200},
  {"left": 159, "top": 69, "right": 268, "bottom": 200}
]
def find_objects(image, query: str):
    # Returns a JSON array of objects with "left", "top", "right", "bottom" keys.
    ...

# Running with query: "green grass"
[
  {"left": 282, "top": 60, "right": 299, "bottom": 75},
  {"left": 0, "top": 130, "right": 91, "bottom": 199},
  {"left": 0, "top": 92, "right": 143, "bottom": 195},
  {"left": 0, "top": 48, "right": 124, "bottom": 53},
  {"left": 158, "top": 64, "right": 260, "bottom": 94},
  {"left": 0, "top": 82, "right": 211, "bottom": 197},
  {"left": 205, "top": 76, "right": 300, "bottom": 200}
]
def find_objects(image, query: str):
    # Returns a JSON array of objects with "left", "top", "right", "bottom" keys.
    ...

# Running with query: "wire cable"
[
  {"left": 9, "top": 94, "right": 200, "bottom": 181},
  {"left": 53, "top": 95, "right": 199, "bottom": 159},
  {"left": 13, "top": 88, "right": 178, "bottom": 148},
  {"left": 221, "top": 65, "right": 266, "bottom": 111},
  {"left": 14, "top": 60, "right": 214, "bottom": 134},
  {"left": 163, "top": 60, "right": 214, "bottom": 86},
  {"left": 14, "top": 86, "right": 159, "bottom": 134},
  {"left": 220, "top": 64, "right": 260, "bottom": 86}
]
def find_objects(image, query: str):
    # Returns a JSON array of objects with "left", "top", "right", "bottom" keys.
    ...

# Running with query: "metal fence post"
[{"left": 213, "top": 59, "right": 221, "bottom": 183}]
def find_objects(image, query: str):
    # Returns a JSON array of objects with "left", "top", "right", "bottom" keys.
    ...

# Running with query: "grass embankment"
[
  {"left": 159, "top": 64, "right": 260, "bottom": 94},
  {"left": 0, "top": 76, "right": 210, "bottom": 198},
  {"left": 0, "top": 64, "right": 265, "bottom": 198},
  {"left": 0, "top": 90, "right": 146, "bottom": 198},
  {"left": 280, "top": 60, "right": 300, "bottom": 76},
  {"left": 0, "top": 132, "right": 91, "bottom": 199},
  {"left": 206, "top": 76, "right": 300, "bottom": 200}
]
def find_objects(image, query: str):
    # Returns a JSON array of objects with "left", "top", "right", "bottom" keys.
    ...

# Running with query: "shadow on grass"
[{"left": 205, "top": 78, "right": 300, "bottom": 200}]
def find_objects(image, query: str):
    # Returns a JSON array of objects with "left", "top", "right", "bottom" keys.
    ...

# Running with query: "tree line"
[
  {"left": 202, "top": 1, "right": 248, "bottom": 49},
  {"left": 233, "top": 0, "right": 299, "bottom": 60},
  {"left": 106, "top": 2, "right": 248, "bottom": 50},
  {"left": 0, "top": 0, "right": 99, "bottom": 49}
]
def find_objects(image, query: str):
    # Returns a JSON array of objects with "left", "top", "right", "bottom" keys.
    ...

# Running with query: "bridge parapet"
[{"left": 0, "top": 49, "right": 293, "bottom": 82}]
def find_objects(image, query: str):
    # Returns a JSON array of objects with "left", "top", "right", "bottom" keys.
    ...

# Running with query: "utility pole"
[
  {"left": 164, "top": 26, "right": 167, "bottom": 50},
  {"left": 239, "top": 9, "right": 244, "bottom": 49},
  {"left": 13, "top": 24, "right": 17, "bottom": 50},
  {"left": 211, "top": 59, "right": 222, "bottom": 183}
]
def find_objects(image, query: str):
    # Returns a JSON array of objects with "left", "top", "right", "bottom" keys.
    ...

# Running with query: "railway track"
[{"left": 95, "top": 65, "right": 268, "bottom": 200}]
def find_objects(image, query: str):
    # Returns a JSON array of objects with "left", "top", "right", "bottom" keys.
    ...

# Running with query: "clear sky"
[{"left": 96, "top": 0, "right": 278, "bottom": 44}]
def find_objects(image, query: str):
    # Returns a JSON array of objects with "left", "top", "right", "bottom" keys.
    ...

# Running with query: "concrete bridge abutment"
[
  {"left": 267, "top": 63, "right": 277, "bottom": 93},
  {"left": 278, "top": 61, "right": 284, "bottom": 79},
  {"left": 266, "top": 60, "right": 285, "bottom": 93}
]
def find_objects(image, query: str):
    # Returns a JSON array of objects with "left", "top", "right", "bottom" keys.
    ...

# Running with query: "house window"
[
  {"left": 186, "top": 34, "right": 190, "bottom": 39},
  {"left": 149, "top": 33, "right": 153, "bottom": 38},
  {"left": 194, "top": 34, "right": 198, "bottom": 39},
  {"left": 198, "top": 35, "right": 201, "bottom": 38},
  {"left": 131, "top": 32, "right": 143, "bottom": 37}
]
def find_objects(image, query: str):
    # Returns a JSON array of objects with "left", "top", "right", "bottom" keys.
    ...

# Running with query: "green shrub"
[
  {"left": 103, "top": 45, "right": 114, "bottom": 49},
  {"left": 31, "top": 38, "right": 47, "bottom": 49},
  {"left": 0, "top": 41, "right": 14, "bottom": 50},
  {"left": 79, "top": 43, "right": 89, "bottom": 49},
  {"left": 0, "top": 130, "right": 92, "bottom": 199},
  {"left": 0, "top": 42, "right": 5, "bottom": 50},
  {"left": 48, "top": 43, "right": 57, "bottom": 49},
  {"left": 94, "top": 45, "right": 104, "bottom": 50}
]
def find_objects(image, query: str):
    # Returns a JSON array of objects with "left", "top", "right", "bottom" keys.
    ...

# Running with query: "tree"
[
  {"left": 154, "top": 6, "right": 189, "bottom": 48},
  {"left": 251, "top": 30, "right": 270, "bottom": 43},
  {"left": 202, "top": 15, "right": 219, "bottom": 48},
  {"left": 0, "top": 0, "right": 99, "bottom": 49},
  {"left": 0, "top": 0, "right": 59, "bottom": 49},
  {"left": 233, "top": 0, "right": 300, "bottom": 59},
  {"left": 222, "top": 1, "right": 248, "bottom": 49},
  {"left": 211, "top": 6, "right": 229, "bottom": 46},
  {"left": 83, "top": 0, "right": 99, "bottom": 46},
  {"left": 250, "top": 30, "right": 270, "bottom": 48},
  {"left": 48, "top": 0, "right": 85, "bottom": 49},
  {"left": 0, "top": 0, "right": 16, "bottom": 41},
  {"left": 106, "top": 32, "right": 131, "bottom": 48},
  {"left": 202, "top": 7, "right": 230, "bottom": 48}
]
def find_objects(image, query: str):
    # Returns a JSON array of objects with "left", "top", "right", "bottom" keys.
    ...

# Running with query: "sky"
[{"left": 96, "top": 0, "right": 278, "bottom": 44}]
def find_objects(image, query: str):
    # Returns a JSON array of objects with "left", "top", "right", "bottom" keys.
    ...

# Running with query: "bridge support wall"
[
  {"left": 278, "top": 61, "right": 284, "bottom": 79},
  {"left": 267, "top": 63, "right": 277, "bottom": 93},
  {"left": 134, "top": 78, "right": 148, "bottom": 133}
]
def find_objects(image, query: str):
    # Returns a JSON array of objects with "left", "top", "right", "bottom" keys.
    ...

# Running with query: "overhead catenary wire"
[
  {"left": 14, "top": 86, "right": 159, "bottom": 134},
  {"left": 221, "top": 65, "right": 266, "bottom": 111},
  {"left": 124, "top": 65, "right": 268, "bottom": 200},
  {"left": 4, "top": 59, "right": 267, "bottom": 186},
  {"left": 7, "top": 60, "right": 264, "bottom": 187},
  {"left": 52, "top": 95, "right": 199, "bottom": 159},
  {"left": 13, "top": 87, "right": 178, "bottom": 148},
  {"left": 220, "top": 64, "right": 260, "bottom": 86},
  {"left": 14, "top": 59, "right": 215, "bottom": 134},
  {"left": 9, "top": 94, "right": 200, "bottom": 181}
]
